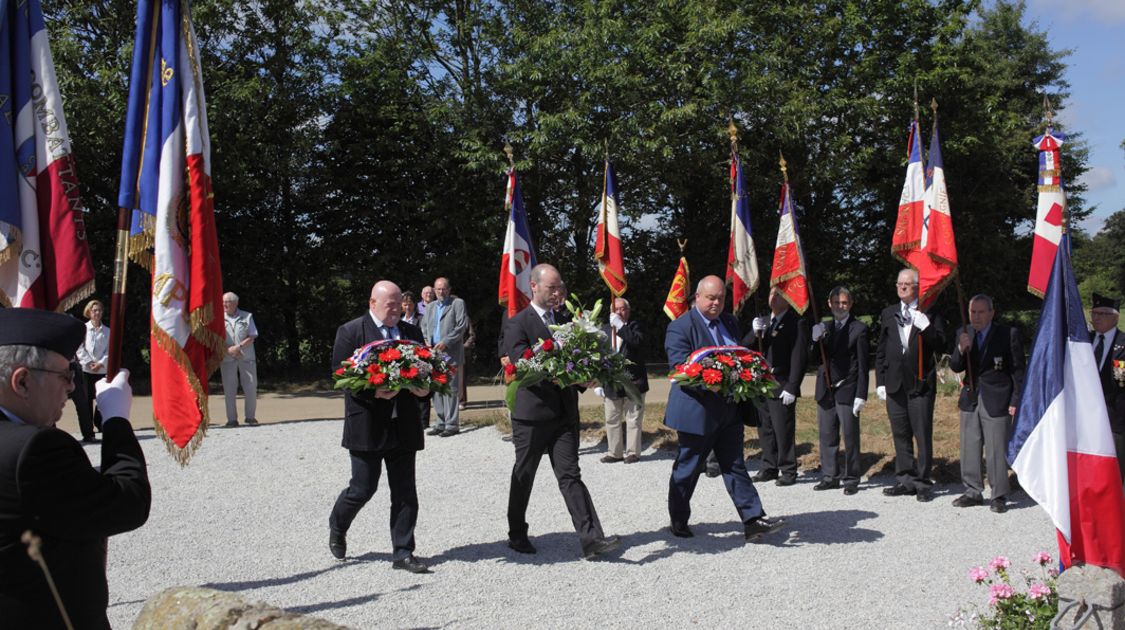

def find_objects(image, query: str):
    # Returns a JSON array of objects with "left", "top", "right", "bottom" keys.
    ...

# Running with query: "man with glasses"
[
  {"left": 503, "top": 263, "right": 621, "bottom": 559},
  {"left": 875, "top": 268, "right": 946, "bottom": 502},
  {"left": 1090, "top": 293, "right": 1125, "bottom": 482},
  {"left": 0, "top": 307, "right": 149, "bottom": 628}
]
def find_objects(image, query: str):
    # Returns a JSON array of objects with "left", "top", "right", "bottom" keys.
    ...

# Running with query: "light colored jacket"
[
  {"left": 224, "top": 309, "right": 258, "bottom": 362},
  {"left": 76, "top": 321, "right": 109, "bottom": 375},
  {"left": 421, "top": 297, "right": 468, "bottom": 363}
]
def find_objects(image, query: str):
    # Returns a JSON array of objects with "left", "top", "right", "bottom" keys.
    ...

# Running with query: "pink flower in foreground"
[
  {"left": 989, "top": 556, "right": 1011, "bottom": 571},
  {"left": 1028, "top": 583, "right": 1052, "bottom": 600},
  {"left": 988, "top": 583, "right": 1015, "bottom": 606},
  {"left": 1033, "top": 551, "right": 1052, "bottom": 566},
  {"left": 968, "top": 566, "right": 989, "bottom": 583}
]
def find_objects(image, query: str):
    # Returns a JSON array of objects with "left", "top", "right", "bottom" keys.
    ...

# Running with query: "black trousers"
[
  {"left": 885, "top": 389, "right": 935, "bottom": 489},
  {"left": 817, "top": 401, "right": 861, "bottom": 484},
  {"left": 508, "top": 417, "right": 604, "bottom": 547},
  {"left": 754, "top": 397, "right": 797, "bottom": 476},
  {"left": 67, "top": 363, "right": 96, "bottom": 439},
  {"left": 329, "top": 449, "right": 418, "bottom": 561}
]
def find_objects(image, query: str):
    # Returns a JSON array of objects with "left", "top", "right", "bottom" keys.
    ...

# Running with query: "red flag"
[
  {"left": 769, "top": 178, "right": 809, "bottom": 314},
  {"left": 594, "top": 159, "right": 627, "bottom": 296},
  {"left": 1027, "top": 128, "right": 1066, "bottom": 297},
  {"left": 663, "top": 256, "right": 691, "bottom": 320},
  {"left": 118, "top": 0, "right": 223, "bottom": 462},
  {"left": 0, "top": 0, "right": 95, "bottom": 311}
]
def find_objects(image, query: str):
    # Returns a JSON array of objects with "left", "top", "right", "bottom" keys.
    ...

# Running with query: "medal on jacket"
[
  {"left": 993, "top": 356, "right": 1004, "bottom": 371},
  {"left": 1114, "top": 359, "right": 1125, "bottom": 388}
]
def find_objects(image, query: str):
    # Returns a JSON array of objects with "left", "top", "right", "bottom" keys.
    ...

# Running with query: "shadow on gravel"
[
  {"left": 199, "top": 552, "right": 396, "bottom": 592},
  {"left": 769, "top": 509, "right": 883, "bottom": 547},
  {"left": 286, "top": 584, "right": 424, "bottom": 616}
]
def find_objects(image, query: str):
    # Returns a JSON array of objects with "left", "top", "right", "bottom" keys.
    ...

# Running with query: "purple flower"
[
  {"left": 989, "top": 556, "right": 1011, "bottom": 571},
  {"left": 566, "top": 362, "right": 575, "bottom": 371},
  {"left": 1028, "top": 583, "right": 1051, "bottom": 600},
  {"left": 968, "top": 566, "right": 989, "bottom": 584},
  {"left": 1033, "top": 551, "right": 1052, "bottom": 566}
]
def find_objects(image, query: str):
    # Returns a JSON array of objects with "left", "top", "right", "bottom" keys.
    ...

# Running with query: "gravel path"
[{"left": 97, "top": 419, "right": 1054, "bottom": 628}]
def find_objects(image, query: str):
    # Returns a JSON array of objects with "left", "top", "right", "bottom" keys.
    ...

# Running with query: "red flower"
[
  {"left": 701, "top": 368, "right": 723, "bottom": 385},
  {"left": 504, "top": 363, "right": 517, "bottom": 376},
  {"left": 715, "top": 354, "right": 735, "bottom": 366},
  {"left": 433, "top": 372, "right": 448, "bottom": 384},
  {"left": 369, "top": 372, "right": 386, "bottom": 385},
  {"left": 541, "top": 339, "right": 555, "bottom": 352},
  {"left": 739, "top": 369, "right": 754, "bottom": 382},
  {"left": 378, "top": 348, "right": 402, "bottom": 362},
  {"left": 366, "top": 364, "right": 382, "bottom": 376},
  {"left": 684, "top": 363, "right": 703, "bottom": 378},
  {"left": 400, "top": 367, "right": 419, "bottom": 379},
  {"left": 334, "top": 367, "right": 346, "bottom": 376},
  {"left": 415, "top": 347, "right": 432, "bottom": 359},
  {"left": 522, "top": 349, "right": 534, "bottom": 360}
]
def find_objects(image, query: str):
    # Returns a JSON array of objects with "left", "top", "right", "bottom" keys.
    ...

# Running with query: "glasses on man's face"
[
  {"left": 27, "top": 366, "right": 74, "bottom": 385},
  {"left": 896, "top": 283, "right": 917, "bottom": 288}
]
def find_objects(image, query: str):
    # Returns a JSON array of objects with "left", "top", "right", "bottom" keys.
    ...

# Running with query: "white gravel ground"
[{"left": 96, "top": 420, "right": 1055, "bottom": 629}]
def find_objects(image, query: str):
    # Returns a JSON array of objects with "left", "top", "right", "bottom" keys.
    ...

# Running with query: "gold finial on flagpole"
[
  {"left": 727, "top": 116, "right": 739, "bottom": 147},
  {"left": 503, "top": 140, "right": 515, "bottom": 167},
  {"left": 913, "top": 80, "right": 920, "bottom": 122},
  {"left": 779, "top": 151, "right": 789, "bottom": 183},
  {"left": 677, "top": 238, "right": 688, "bottom": 253},
  {"left": 930, "top": 97, "right": 938, "bottom": 119},
  {"left": 1043, "top": 94, "right": 1054, "bottom": 126}
]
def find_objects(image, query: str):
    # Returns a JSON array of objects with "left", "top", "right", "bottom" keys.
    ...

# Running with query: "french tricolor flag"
[
  {"left": 1008, "top": 235, "right": 1125, "bottom": 576},
  {"left": 497, "top": 167, "right": 537, "bottom": 317}
]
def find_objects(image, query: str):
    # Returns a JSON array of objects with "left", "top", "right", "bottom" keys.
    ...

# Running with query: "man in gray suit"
[{"left": 422, "top": 277, "right": 469, "bottom": 437}]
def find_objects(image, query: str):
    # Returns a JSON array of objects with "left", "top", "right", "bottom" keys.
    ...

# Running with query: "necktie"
[
  {"left": 382, "top": 325, "right": 398, "bottom": 340},
  {"left": 543, "top": 310, "right": 554, "bottom": 326},
  {"left": 1095, "top": 334, "right": 1106, "bottom": 367},
  {"left": 976, "top": 331, "right": 985, "bottom": 349},
  {"left": 901, "top": 305, "right": 910, "bottom": 325},
  {"left": 708, "top": 319, "right": 721, "bottom": 345}
]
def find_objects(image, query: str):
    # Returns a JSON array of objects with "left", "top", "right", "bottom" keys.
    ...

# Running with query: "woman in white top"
[{"left": 76, "top": 299, "right": 109, "bottom": 429}]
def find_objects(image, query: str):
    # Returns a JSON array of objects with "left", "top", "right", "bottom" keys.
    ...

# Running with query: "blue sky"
[{"left": 1024, "top": 0, "right": 1125, "bottom": 233}]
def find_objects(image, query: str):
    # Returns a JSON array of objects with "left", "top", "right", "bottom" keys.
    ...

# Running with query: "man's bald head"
[
  {"left": 369, "top": 280, "right": 403, "bottom": 326},
  {"left": 694, "top": 275, "right": 726, "bottom": 320},
  {"left": 530, "top": 264, "right": 566, "bottom": 310}
]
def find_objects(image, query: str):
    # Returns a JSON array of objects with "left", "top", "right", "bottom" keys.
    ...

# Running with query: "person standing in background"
[{"left": 221, "top": 292, "right": 259, "bottom": 427}]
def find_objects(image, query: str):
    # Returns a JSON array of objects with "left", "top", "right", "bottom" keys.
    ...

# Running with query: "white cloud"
[
  {"left": 1028, "top": 0, "right": 1125, "bottom": 24},
  {"left": 1079, "top": 166, "right": 1118, "bottom": 192}
]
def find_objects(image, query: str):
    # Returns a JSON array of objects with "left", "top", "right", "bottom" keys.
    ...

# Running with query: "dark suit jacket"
[
  {"left": 814, "top": 316, "right": 870, "bottom": 407},
  {"left": 949, "top": 323, "right": 1026, "bottom": 416},
  {"left": 1093, "top": 327, "right": 1125, "bottom": 435},
  {"left": 742, "top": 309, "right": 809, "bottom": 398},
  {"left": 603, "top": 321, "right": 649, "bottom": 398},
  {"left": 664, "top": 309, "right": 744, "bottom": 436},
  {"left": 332, "top": 314, "right": 426, "bottom": 452},
  {"left": 874, "top": 303, "right": 946, "bottom": 397},
  {"left": 0, "top": 414, "right": 150, "bottom": 629},
  {"left": 503, "top": 306, "right": 580, "bottom": 423}
]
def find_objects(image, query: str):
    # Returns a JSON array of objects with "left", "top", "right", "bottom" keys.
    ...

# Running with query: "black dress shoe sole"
[
  {"left": 990, "top": 501, "right": 1008, "bottom": 514},
  {"left": 507, "top": 539, "right": 537, "bottom": 554},
  {"left": 582, "top": 536, "right": 621, "bottom": 559},
  {"left": 952, "top": 496, "right": 984, "bottom": 508},
  {"left": 775, "top": 477, "right": 797, "bottom": 487},
  {"left": 329, "top": 532, "right": 346, "bottom": 560},
  {"left": 744, "top": 518, "right": 785, "bottom": 542},
  {"left": 813, "top": 482, "right": 839, "bottom": 491},
  {"left": 392, "top": 560, "right": 432, "bottom": 574},
  {"left": 670, "top": 524, "right": 694, "bottom": 538},
  {"left": 882, "top": 486, "right": 916, "bottom": 496},
  {"left": 843, "top": 485, "right": 859, "bottom": 495}
]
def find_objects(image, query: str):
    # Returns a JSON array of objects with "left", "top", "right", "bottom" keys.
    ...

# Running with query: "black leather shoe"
[
  {"left": 440, "top": 429, "right": 459, "bottom": 437},
  {"left": 80, "top": 436, "right": 99, "bottom": 444},
  {"left": 882, "top": 484, "right": 916, "bottom": 497},
  {"left": 744, "top": 516, "right": 785, "bottom": 542},
  {"left": 705, "top": 465, "right": 721, "bottom": 478},
  {"left": 813, "top": 479, "right": 839, "bottom": 491},
  {"left": 392, "top": 555, "right": 431, "bottom": 574},
  {"left": 990, "top": 498, "right": 1008, "bottom": 513},
  {"left": 916, "top": 488, "right": 934, "bottom": 502},
  {"left": 582, "top": 535, "right": 621, "bottom": 560},
  {"left": 507, "top": 538, "right": 537, "bottom": 554},
  {"left": 600, "top": 455, "right": 624, "bottom": 463},
  {"left": 329, "top": 530, "right": 346, "bottom": 560},
  {"left": 670, "top": 522, "right": 694, "bottom": 538},
  {"left": 843, "top": 484, "right": 859, "bottom": 496},
  {"left": 952, "top": 494, "right": 984, "bottom": 508},
  {"left": 775, "top": 475, "right": 797, "bottom": 487},
  {"left": 426, "top": 427, "right": 443, "bottom": 436},
  {"left": 752, "top": 470, "right": 779, "bottom": 482},
  {"left": 245, "top": 418, "right": 259, "bottom": 426}
]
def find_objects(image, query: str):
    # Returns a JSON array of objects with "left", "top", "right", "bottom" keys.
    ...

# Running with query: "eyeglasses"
[
  {"left": 27, "top": 367, "right": 75, "bottom": 385},
  {"left": 896, "top": 283, "right": 918, "bottom": 288}
]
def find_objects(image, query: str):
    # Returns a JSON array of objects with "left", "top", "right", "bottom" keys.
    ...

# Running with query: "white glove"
[
  {"left": 811, "top": 322, "right": 827, "bottom": 342},
  {"left": 780, "top": 391, "right": 796, "bottom": 406},
  {"left": 594, "top": 387, "right": 605, "bottom": 398},
  {"left": 608, "top": 313, "right": 624, "bottom": 330},
  {"left": 752, "top": 316, "right": 769, "bottom": 334},
  {"left": 912, "top": 311, "right": 930, "bottom": 331},
  {"left": 852, "top": 398, "right": 866, "bottom": 416},
  {"left": 876, "top": 386, "right": 886, "bottom": 401},
  {"left": 95, "top": 369, "right": 132, "bottom": 422}
]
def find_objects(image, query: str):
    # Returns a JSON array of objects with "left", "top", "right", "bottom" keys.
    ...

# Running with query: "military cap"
[
  {"left": 0, "top": 307, "right": 86, "bottom": 358},
  {"left": 1092, "top": 293, "right": 1121, "bottom": 313}
]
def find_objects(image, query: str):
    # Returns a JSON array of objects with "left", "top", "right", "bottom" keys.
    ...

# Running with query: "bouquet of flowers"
[
  {"left": 669, "top": 346, "right": 777, "bottom": 402},
  {"left": 504, "top": 297, "right": 643, "bottom": 410},
  {"left": 333, "top": 339, "right": 454, "bottom": 396},
  {"left": 949, "top": 552, "right": 1059, "bottom": 629}
]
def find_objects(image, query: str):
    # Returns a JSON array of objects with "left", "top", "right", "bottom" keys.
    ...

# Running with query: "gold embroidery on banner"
[
  {"left": 160, "top": 58, "right": 174, "bottom": 87},
  {"left": 151, "top": 317, "right": 219, "bottom": 466},
  {"left": 153, "top": 273, "right": 188, "bottom": 307},
  {"left": 1038, "top": 185, "right": 1061, "bottom": 193}
]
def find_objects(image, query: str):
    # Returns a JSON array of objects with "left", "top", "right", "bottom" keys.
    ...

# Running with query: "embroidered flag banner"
[
  {"left": 594, "top": 158, "right": 627, "bottom": 296},
  {"left": 498, "top": 167, "right": 537, "bottom": 317},
  {"left": 1027, "top": 127, "right": 1067, "bottom": 297},
  {"left": 663, "top": 255, "right": 690, "bottom": 320},
  {"left": 726, "top": 152, "right": 758, "bottom": 315},
  {"left": 769, "top": 178, "right": 809, "bottom": 314}
]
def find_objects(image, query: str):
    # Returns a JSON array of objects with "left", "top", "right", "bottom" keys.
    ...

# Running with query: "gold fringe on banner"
[
  {"left": 150, "top": 316, "right": 214, "bottom": 467},
  {"left": 1038, "top": 185, "right": 1061, "bottom": 193},
  {"left": 55, "top": 279, "right": 96, "bottom": 314},
  {"left": 189, "top": 301, "right": 225, "bottom": 377},
  {"left": 127, "top": 213, "right": 156, "bottom": 273}
]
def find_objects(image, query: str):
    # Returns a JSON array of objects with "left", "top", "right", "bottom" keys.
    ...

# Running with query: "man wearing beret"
[
  {"left": 1090, "top": 292, "right": 1125, "bottom": 483},
  {"left": 0, "top": 308, "right": 150, "bottom": 629}
]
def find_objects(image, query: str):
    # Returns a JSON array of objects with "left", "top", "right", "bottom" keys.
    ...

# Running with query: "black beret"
[
  {"left": 1092, "top": 293, "right": 1121, "bottom": 312},
  {"left": 0, "top": 308, "right": 86, "bottom": 358}
]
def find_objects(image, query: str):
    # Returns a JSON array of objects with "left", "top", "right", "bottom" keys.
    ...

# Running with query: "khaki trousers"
[{"left": 603, "top": 395, "right": 644, "bottom": 458}]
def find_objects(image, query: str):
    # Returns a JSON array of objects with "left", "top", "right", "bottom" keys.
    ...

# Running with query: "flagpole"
[
  {"left": 913, "top": 84, "right": 924, "bottom": 381},
  {"left": 780, "top": 152, "right": 832, "bottom": 390},
  {"left": 107, "top": 206, "right": 131, "bottom": 379},
  {"left": 728, "top": 119, "right": 763, "bottom": 352},
  {"left": 602, "top": 144, "right": 617, "bottom": 348},
  {"left": 1043, "top": 95, "right": 1069, "bottom": 236}
]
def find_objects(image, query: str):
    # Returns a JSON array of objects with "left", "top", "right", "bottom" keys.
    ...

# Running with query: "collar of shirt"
[
  {"left": 900, "top": 300, "right": 918, "bottom": 312},
  {"left": 834, "top": 315, "right": 848, "bottom": 328},
  {"left": 531, "top": 302, "right": 552, "bottom": 322},
  {"left": 0, "top": 404, "right": 25, "bottom": 425},
  {"left": 693, "top": 306, "right": 719, "bottom": 324},
  {"left": 369, "top": 312, "right": 395, "bottom": 329},
  {"left": 975, "top": 323, "right": 992, "bottom": 343}
]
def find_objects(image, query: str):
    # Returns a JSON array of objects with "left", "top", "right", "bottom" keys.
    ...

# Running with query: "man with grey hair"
[
  {"left": 949, "top": 294, "right": 1025, "bottom": 513},
  {"left": 0, "top": 308, "right": 150, "bottom": 627},
  {"left": 421, "top": 277, "right": 468, "bottom": 437},
  {"left": 221, "top": 292, "right": 259, "bottom": 427},
  {"left": 595, "top": 297, "right": 648, "bottom": 463}
]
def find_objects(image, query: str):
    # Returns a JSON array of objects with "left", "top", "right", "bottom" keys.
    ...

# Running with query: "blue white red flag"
[
  {"left": 117, "top": 0, "right": 223, "bottom": 462},
  {"left": 921, "top": 122, "right": 958, "bottom": 298},
  {"left": 769, "top": 177, "right": 809, "bottom": 314},
  {"left": 498, "top": 167, "right": 537, "bottom": 317},
  {"left": 0, "top": 0, "right": 94, "bottom": 311},
  {"left": 725, "top": 152, "right": 758, "bottom": 315},
  {"left": 1027, "top": 128, "right": 1067, "bottom": 297},
  {"left": 1008, "top": 235, "right": 1125, "bottom": 576},
  {"left": 594, "top": 159, "right": 627, "bottom": 296}
]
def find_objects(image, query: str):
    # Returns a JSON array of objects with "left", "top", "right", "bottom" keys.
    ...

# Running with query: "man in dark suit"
[
  {"left": 948, "top": 294, "right": 1025, "bottom": 513},
  {"left": 665, "top": 275, "right": 785, "bottom": 541},
  {"left": 875, "top": 268, "right": 946, "bottom": 502},
  {"left": 1090, "top": 292, "right": 1125, "bottom": 484},
  {"left": 596, "top": 297, "right": 649, "bottom": 464},
  {"left": 503, "top": 263, "right": 620, "bottom": 559},
  {"left": 328, "top": 280, "right": 431, "bottom": 573},
  {"left": 809, "top": 286, "right": 869, "bottom": 495},
  {"left": 0, "top": 308, "right": 150, "bottom": 629},
  {"left": 744, "top": 285, "right": 809, "bottom": 486}
]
